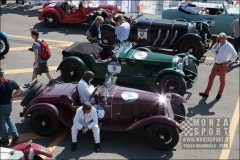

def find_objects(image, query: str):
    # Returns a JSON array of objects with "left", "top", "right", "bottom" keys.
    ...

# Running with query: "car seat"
[{"left": 70, "top": 87, "right": 82, "bottom": 111}]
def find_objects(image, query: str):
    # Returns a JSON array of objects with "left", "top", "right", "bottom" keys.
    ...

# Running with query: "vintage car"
[
  {"left": 162, "top": 1, "right": 240, "bottom": 35},
  {"left": 1, "top": 140, "right": 52, "bottom": 160},
  {"left": 38, "top": 1, "right": 121, "bottom": 27},
  {"left": 0, "top": 31, "right": 9, "bottom": 56},
  {"left": 57, "top": 42, "right": 198, "bottom": 96},
  {"left": 92, "top": 11, "right": 212, "bottom": 60},
  {"left": 19, "top": 67, "right": 187, "bottom": 150}
]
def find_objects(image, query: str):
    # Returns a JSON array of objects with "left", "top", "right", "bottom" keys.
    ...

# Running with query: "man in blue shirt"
[
  {"left": 86, "top": 16, "right": 104, "bottom": 44},
  {"left": 0, "top": 68, "right": 23, "bottom": 144},
  {"left": 115, "top": 14, "right": 130, "bottom": 44}
]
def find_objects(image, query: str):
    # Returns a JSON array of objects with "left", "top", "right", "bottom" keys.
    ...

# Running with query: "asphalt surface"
[{"left": 0, "top": 3, "right": 239, "bottom": 160}]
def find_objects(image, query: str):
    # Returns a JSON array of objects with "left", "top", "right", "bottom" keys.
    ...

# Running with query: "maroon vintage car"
[
  {"left": 20, "top": 72, "right": 186, "bottom": 150},
  {"left": 38, "top": 1, "right": 121, "bottom": 27}
]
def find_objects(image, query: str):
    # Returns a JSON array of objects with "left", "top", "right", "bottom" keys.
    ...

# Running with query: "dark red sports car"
[{"left": 38, "top": 1, "right": 121, "bottom": 27}]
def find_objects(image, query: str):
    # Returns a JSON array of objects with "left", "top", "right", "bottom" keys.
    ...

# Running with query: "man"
[
  {"left": 86, "top": 16, "right": 104, "bottom": 44},
  {"left": 231, "top": 19, "right": 239, "bottom": 62},
  {"left": 71, "top": 102, "right": 100, "bottom": 152},
  {"left": 0, "top": 68, "right": 23, "bottom": 144},
  {"left": 114, "top": 14, "right": 130, "bottom": 44},
  {"left": 199, "top": 32, "right": 237, "bottom": 99},
  {"left": 77, "top": 71, "right": 95, "bottom": 104},
  {"left": 25, "top": 29, "right": 53, "bottom": 87}
]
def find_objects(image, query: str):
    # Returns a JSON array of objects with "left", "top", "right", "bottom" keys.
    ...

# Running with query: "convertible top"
[
  {"left": 62, "top": 42, "right": 103, "bottom": 56},
  {"left": 178, "top": 2, "right": 203, "bottom": 15}
]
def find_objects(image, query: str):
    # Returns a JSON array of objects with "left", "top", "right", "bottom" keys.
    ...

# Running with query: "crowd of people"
[{"left": 0, "top": 4, "right": 239, "bottom": 154}]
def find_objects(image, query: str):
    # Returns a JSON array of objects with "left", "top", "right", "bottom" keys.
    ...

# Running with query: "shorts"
[{"left": 33, "top": 62, "right": 49, "bottom": 75}]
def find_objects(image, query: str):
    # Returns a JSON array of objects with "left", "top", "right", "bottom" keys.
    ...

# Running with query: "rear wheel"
[
  {"left": 30, "top": 110, "right": 60, "bottom": 136},
  {"left": 101, "top": 30, "right": 116, "bottom": 45},
  {"left": 61, "top": 61, "right": 85, "bottom": 82},
  {"left": 44, "top": 13, "right": 59, "bottom": 27},
  {"left": 147, "top": 123, "right": 179, "bottom": 150},
  {"left": 157, "top": 74, "right": 186, "bottom": 96},
  {"left": 178, "top": 39, "right": 204, "bottom": 60}
]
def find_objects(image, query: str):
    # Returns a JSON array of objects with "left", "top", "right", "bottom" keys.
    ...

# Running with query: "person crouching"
[{"left": 71, "top": 102, "right": 100, "bottom": 152}]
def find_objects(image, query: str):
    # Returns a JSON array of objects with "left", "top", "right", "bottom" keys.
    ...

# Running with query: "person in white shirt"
[
  {"left": 231, "top": 19, "right": 239, "bottom": 62},
  {"left": 71, "top": 102, "right": 100, "bottom": 152},
  {"left": 199, "top": 32, "right": 237, "bottom": 99},
  {"left": 114, "top": 14, "right": 130, "bottom": 44},
  {"left": 77, "top": 71, "right": 95, "bottom": 104}
]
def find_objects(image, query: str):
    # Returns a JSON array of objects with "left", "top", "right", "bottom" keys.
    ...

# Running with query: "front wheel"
[
  {"left": 101, "top": 30, "right": 116, "bottom": 45},
  {"left": 147, "top": 123, "right": 179, "bottom": 150},
  {"left": 157, "top": 74, "right": 187, "bottom": 96},
  {"left": 200, "top": 26, "right": 212, "bottom": 40},
  {"left": 178, "top": 39, "right": 204, "bottom": 60},
  {"left": 61, "top": 61, "right": 85, "bottom": 83},
  {"left": 30, "top": 110, "right": 60, "bottom": 137},
  {"left": 44, "top": 13, "right": 59, "bottom": 27},
  {"left": 0, "top": 37, "right": 10, "bottom": 56}
]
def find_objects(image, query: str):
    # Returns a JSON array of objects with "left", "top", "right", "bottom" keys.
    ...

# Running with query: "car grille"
[{"left": 167, "top": 101, "right": 174, "bottom": 119}]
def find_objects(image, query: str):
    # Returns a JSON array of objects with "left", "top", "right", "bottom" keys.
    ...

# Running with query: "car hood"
[{"left": 134, "top": 16, "right": 189, "bottom": 30}]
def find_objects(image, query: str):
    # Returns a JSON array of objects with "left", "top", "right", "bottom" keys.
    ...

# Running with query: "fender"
[
  {"left": 174, "top": 18, "right": 187, "bottom": 22},
  {"left": 126, "top": 116, "right": 181, "bottom": 132},
  {"left": 24, "top": 103, "right": 58, "bottom": 118},
  {"left": 0, "top": 31, "right": 8, "bottom": 39},
  {"left": 100, "top": 24, "right": 116, "bottom": 32},
  {"left": 169, "top": 93, "right": 187, "bottom": 117},
  {"left": 40, "top": 9, "right": 63, "bottom": 23},
  {"left": 57, "top": 56, "right": 89, "bottom": 71},
  {"left": 173, "top": 33, "right": 202, "bottom": 50}
]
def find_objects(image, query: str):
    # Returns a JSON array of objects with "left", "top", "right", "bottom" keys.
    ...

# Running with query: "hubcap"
[
  {"left": 48, "top": 17, "right": 53, "bottom": 23},
  {"left": 154, "top": 127, "right": 172, "bottom": 144},
  {"left": 0, "top": 40, "right": 5, "bottom": 53},
  {"left": 67, "top": 65, "right": 80, "bottom": 79},
  {"left": 184, "top": 44, "right": 198, "bottom": 55},
  {"left": 164, "top": 79, "right": 180, "bottom": 93},
  {"left": 36, "top": 114, "right": 53, "bottom": 130}
]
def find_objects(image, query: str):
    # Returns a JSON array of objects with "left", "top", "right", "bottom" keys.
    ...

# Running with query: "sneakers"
[
  {"left": 199, "top": 92, "right": 209, "bottom": 97},
  {"left": 71, "top": 143, "right": 77, "bottom": 151},
  {"left": 24, "top": 82, "right": 30, "bottom": 87},
  {"left": 216, "top": 94, "right": 222, "bottom": 100},
  {"left": 95, "top": 143, "right": 100, "bottom": 153},
  {"left": 12, "top": 135, "right": 19, "bottom": 142},
  {"left": 0, "top": 139, "right": 9, "bottom": 145}
]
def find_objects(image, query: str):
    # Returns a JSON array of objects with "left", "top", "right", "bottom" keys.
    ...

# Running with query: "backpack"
[{"left": 36, "top": 39, "right": 51, "bottom": 60}]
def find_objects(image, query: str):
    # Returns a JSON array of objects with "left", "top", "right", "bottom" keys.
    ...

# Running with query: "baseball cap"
[
  {"left": 217, "top": 32, "right": 226, "bottom": 39},
  {"left": 0, "top": 68, "right": 4, "bottom": 73}
]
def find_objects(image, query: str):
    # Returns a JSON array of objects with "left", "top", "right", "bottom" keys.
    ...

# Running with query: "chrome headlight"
[
  {"left": 177, "top": 62, "right": 183, "bottom": 70},
  {"left": 183, "top": 55, "right": 189, "bottom": 66},
  {"left": 188, "top": 21, "right": 196, "bottom": 33},
  {"left": 159, "top": 95, "right": 167, "bottom": 114}
]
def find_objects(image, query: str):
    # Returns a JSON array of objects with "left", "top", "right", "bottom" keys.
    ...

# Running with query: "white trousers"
[{"left": 71, "top": 122, "right": 100, "bottom": 143}]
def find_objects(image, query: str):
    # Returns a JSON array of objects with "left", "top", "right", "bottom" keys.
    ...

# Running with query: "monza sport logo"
[{"left": 181, "top": 118, "right": 230, "bottom": 149}]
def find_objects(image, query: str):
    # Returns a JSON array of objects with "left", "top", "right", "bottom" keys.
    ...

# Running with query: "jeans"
[
  {"left": 233, "top": 37, "right": 240, "bottom": 53},
  {"left": 0, "top": 104, "right": 18, "bottom": 141}
]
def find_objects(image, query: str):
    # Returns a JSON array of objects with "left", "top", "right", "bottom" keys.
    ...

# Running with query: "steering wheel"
[
  {"left": 89, "top": 85, "right": 100, "bottom": 102},
  {"left": 215, "top": 6, "right": 223, "bottom": 15}
]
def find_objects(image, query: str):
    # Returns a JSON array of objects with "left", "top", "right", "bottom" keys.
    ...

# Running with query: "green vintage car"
[{"left": 57, "top": 42, "right": 198, "bottom": 96}]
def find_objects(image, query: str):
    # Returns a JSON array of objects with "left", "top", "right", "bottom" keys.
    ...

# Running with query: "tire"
[
  {"left": 61, "top": 61, "right": 85, "bottom": 83},
  {"left": 30, "top": 110, "right": 60, "bottom": 136},
  {"left": 147, "top": 123, "right": 179, "bottom": 150},
  {"left": 200, "top": 26, "right": 212, "bottom": 40},
  {"left": 101, "top": 30, "right": 116, "bottom": 45},
  {"left": 178, "top": 39, "right": 205, "bottom": 60},
  {"left": 158, "top": 74, "right": 187, "bottom": 96},
  {"left": 44, "top": 13, "right": 59, "bottom": 27},
  {"left": 0, "top": 37, "right": 10, "bottom": 56},
  {"left": 21, "top": 81, "right": 43, "bottom": 107}
]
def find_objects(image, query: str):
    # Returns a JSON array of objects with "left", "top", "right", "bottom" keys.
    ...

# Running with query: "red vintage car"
[
  {"left": 38, "top": 1, "right": 121, "bottom": 27},
  {"left": 20, "top": 69, "right": 186, "bottom": 150}
]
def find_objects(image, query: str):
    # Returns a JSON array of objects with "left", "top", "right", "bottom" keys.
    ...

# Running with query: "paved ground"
[{"left": 0, "top": 3, "right": 239, "bottom": 160}]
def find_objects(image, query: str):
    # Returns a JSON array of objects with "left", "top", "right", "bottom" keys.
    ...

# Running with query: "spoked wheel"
[
  {"left": 0, "top": 37, "right": 10, "bottom": 56},
  {"left": 61, "top": 61, "right": 85, "bottom": 82},
  {"left": 30, "top": 110, "right": 60, "bottom": 136},
  {"left": 44, "top": 13, "right": 59, "bottom": 27},
  {"left": 178, "top": 39, "right": 204, "bottom": 60},
  {"left": 158, "top": 74, "right": 186, "bottom": 96},
  {"left": 147, "top": 123, "right": 179, "bottom": 150}
]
